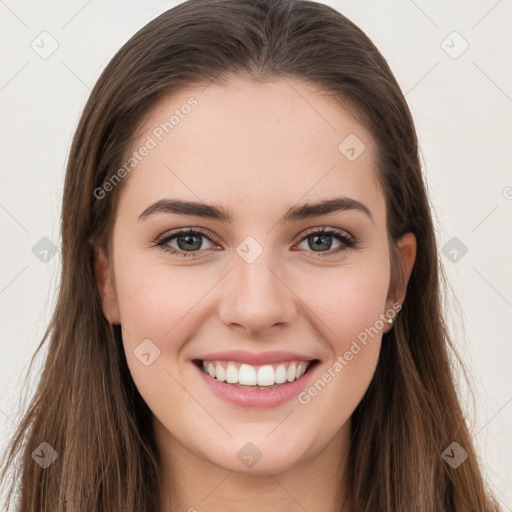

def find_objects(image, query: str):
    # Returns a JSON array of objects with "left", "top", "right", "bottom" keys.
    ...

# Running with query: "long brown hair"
[{"left": 0, "top": 1, "right": 502, "bottom": 510}]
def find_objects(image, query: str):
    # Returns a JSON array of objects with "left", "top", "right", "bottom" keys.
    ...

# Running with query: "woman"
[{"left": 0, "top": 0, "right": 502, "bottom": 510}]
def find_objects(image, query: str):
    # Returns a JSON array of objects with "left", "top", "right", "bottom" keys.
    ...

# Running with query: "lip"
[
  {"left": 192, "top": 359, "right": 321, "bottom": 408},
  {"left": 195, "top": 350, "right": 316, "bottom": 366}
]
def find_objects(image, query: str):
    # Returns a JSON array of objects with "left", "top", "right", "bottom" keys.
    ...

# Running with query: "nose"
[{"left": 218, "top": 249, "right": 297, "bottom": 336}]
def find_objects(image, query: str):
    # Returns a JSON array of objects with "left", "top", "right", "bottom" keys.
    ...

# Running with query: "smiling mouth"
[{"left": 193, "top": 359, "right": 320, "bottom": 390}]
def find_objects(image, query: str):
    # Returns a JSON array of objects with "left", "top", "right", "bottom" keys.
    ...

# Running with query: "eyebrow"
[{"left": 138, "top": 196, "right": 374, "bottom": 224}]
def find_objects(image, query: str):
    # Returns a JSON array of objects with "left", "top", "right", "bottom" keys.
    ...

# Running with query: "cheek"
[
  {"left": 302, "top": 259, "right": 390, "bottom": 351},
  {"left": 115, "top": 260, "right": 214, "bottom": 342},
  {"left": 295, "top": 266, "right": 388, "bottom": 432},
  {"left": 114, "top": 265, "right": 214, "bottom": 417}
]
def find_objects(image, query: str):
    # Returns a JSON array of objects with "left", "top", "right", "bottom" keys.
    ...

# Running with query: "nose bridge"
[{"left": 218, "top": 242, "right": 296, "bottom": 334}]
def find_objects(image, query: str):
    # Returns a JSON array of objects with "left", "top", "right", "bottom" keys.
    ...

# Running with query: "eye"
[
  {"left": 154, "top": 226, "right": 357, "bottom": 259},
  {"left": 154, "top": 228, "right": 220, "bottom": 258},
  {"left": 295, "top": 227, "right": 357, "bottom": 257}
]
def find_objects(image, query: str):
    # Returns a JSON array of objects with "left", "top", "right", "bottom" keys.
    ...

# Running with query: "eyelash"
[{"left": 153, "top": 226, "right": 358, "bottom": 259}]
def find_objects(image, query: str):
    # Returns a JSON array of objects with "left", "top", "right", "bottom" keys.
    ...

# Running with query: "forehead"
[{"left": 117, "top": 76, "right": 385, "bottom": 225}]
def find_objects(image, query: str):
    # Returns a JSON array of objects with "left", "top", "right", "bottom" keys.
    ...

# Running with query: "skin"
[{"left": 95, "top": 76, "right": 416, "bottom": 512}]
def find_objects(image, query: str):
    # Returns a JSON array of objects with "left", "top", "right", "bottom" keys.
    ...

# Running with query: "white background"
[{"left": 1, "top": 0, "right": 511, "bottom": 507}]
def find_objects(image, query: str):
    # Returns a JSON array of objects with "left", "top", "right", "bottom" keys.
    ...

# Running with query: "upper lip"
[{"left": 194, "top": 350, "right": 317, "bottom": 366}]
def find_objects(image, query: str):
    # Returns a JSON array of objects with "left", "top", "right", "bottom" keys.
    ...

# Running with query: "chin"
[{"left": 203, "top": 431, "right": 315, "bottom": 475}]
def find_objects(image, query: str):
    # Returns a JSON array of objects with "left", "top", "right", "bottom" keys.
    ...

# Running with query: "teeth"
[
  {"left": 239, "top": 364, "right": 257, "bottom": 385},
  {"left": 200, "top": 359, "right": 311, "bottom": 387},
  {"left": 275, "top": 364, "right": 287, "bottom": 384},
  {"left": 257, "top": 365, "right": 274, "bottom": 386},
  {"left": 226, "top": 363, "right": 238, "bottom": 384},
  {"left": 286, "top": 362, "right": 296, "bottom": 382},
  {"left": 215, "top": 363, "right": 226, "bottom": 382}
]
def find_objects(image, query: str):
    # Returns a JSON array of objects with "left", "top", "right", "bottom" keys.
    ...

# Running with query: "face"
[{"left": 95, "top": 76, "right": 416, "bottom": 476}]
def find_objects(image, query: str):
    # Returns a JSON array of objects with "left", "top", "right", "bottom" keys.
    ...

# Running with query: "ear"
[
  {"left": 383, "top": 232, "right": 416, "bottom": 333},
  {"left": 94, "top": 247, "right": 121, "bottom": 324}
]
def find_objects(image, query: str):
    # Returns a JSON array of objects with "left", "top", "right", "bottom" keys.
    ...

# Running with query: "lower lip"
[{"left": 192, "top": 361, "right": 320, "bottom": 408}]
